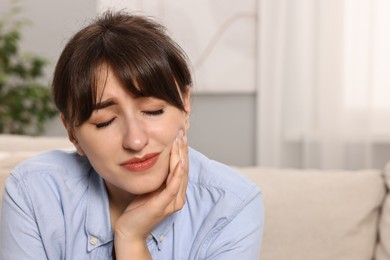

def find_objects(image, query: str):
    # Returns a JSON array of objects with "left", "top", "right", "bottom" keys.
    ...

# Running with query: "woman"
[{"left": 0, "top": 11, "right": 263, "bottom": 259}]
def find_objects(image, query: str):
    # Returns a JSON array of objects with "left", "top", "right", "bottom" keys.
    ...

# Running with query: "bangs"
[
  {"left": 53, "top": 12, "right": 192, "bottom": 128},
  {"left": 103, "top": 41, "right": 182, "bottom": 103}
]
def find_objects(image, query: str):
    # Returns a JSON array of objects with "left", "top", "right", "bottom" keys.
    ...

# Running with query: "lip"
[{"left": 120, "top": 152, "right": 160, "bottom": 172}]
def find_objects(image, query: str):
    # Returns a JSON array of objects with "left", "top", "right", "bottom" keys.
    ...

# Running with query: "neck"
[{"left": 105, "top": 181, "right": 135, "bottom": 227}]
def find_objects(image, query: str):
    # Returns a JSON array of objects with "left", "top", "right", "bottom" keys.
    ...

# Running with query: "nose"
[{"left": 122, "top": 118, "right": 148, "bottom": 152}]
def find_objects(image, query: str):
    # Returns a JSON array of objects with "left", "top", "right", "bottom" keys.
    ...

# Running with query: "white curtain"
[{"left": 256, "top": 0, "right": 390, "bottom": 170}]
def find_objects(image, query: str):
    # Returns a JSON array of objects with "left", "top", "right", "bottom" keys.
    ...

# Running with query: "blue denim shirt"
[{"left": 1, "top": 148, "right": 263, "bottom": 260}]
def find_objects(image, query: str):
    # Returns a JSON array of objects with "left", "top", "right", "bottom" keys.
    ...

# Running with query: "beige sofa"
[{"left": 1, "top": 134, "right": 389, "bottom": 260}]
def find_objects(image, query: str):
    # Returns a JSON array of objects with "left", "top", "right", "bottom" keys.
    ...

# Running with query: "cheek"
[
  {"left": 147, "top": 114, "right": 186, "bottom": 144},
  {"left": 75, "top": 129, "right": 119, "bottom": 160},
  {"left": 148, "top": 109, "right": 187, "bottom": 135},
  {"left": 148, "top": 123, "right": 178, "bottom": 147},
  {"left": 76, "top": 135, "right": 118, "bottom": 178}
]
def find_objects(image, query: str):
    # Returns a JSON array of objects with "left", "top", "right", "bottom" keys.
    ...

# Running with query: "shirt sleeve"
[
  {"left": 204, "top": 190, "right": 264, "bottom": 260},
  {"left": 0, "top": 174, "right": 49, "bottom": 260}
]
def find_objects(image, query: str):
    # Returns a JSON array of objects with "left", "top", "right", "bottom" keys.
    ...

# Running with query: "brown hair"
[{"left": 53, "top": 11, "right": 192, "bottom": 128}]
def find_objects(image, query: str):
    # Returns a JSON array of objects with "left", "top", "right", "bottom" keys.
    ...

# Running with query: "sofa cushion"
[
  {"left": 239, "top": 167, "right": 386, "bottom": 260},
  {"left": 0, "top": 134, "right": 73, "bottom": 152},
  {"left": 375, "top": 162, "right": 390, "bottom": 260}
]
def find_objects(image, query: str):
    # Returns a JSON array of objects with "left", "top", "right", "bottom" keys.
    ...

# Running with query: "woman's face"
[{"left": 66, "top": 67, "right": 190, "bottom": 198}]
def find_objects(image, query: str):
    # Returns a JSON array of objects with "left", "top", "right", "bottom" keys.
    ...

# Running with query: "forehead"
[
  {"left": 89, "top": 59, "right": 186, "bottom": 114},
  {"left": 94, "top": 64, "right": 138, "bottom": 99},
  {"left": 95, "top": 65, "right": 119, "bottom": 96}
]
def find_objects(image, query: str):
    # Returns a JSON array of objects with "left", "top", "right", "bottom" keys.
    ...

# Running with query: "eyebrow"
[{"left": 93, "top": 100, "right": 117, "bottom": 111}]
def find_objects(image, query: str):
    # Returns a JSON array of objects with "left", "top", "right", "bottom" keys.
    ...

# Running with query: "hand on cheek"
[
  {"left": 166, "top": 129, "right": 189, "bottom": 208},
  {"left": 113, "top": 129, "right": 189, "bottom": 257}
]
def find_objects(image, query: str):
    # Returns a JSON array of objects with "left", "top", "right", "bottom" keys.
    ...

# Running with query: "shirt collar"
[
  {"left": 85, "top": 169, "right": 113, "bottom": 252},
  {"left": 149, "top": 210, "right": 177, "bottom": 250}
]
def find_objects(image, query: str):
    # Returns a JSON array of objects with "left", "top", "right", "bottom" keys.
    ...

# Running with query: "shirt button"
[
  {"left": 90, "top": 236, "right": 98, "bottom": 245},
  {"left": 159, "top": 235, "right": 164, "bottom": 242},
  {"left": 147, "top": 234, "right": 153, "bottom": 240}
]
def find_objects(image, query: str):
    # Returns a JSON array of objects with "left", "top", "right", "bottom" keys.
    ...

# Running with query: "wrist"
[{"left": 114, "top": 234, "right": 151, "bottom": 260}]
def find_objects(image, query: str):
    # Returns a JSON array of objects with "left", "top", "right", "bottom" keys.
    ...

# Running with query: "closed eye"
[
  {"left": 142, "top": 109, "right": 164, "bottom": 116},
  {"left": 95, "top": 118, "right": 115, "bottom": 128}
]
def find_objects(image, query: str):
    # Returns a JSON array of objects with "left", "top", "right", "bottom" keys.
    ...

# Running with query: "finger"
[
  {"left": 151, "top": 130, "right": 186, "bottom": 215},
  {"left": 150, "top": 159, "right": 184, "bottom": 214},
  {"left": 183, "top": 132, "right": 189, "bottom": 174},
  {"left": 177, "top": 132, "right": 188, "bottom": 203},
  {"left": 179, "top": 131, "right": 187, "bottom": 169},
  {"left": 167, "top": 130, "right": 183, "bottom": 184}
]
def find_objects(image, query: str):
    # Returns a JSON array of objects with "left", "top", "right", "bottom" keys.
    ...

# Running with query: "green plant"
[{"left": 0, "top": 1, "right": 57, "bottom": 135}]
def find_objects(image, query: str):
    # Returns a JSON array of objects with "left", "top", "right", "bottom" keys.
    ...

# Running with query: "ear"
[
  {"left": 61, "top": 114, "right": 85, "bottom": 156},
  {"left": 183, "top": 88, "right": 191, "bottom": 131}
]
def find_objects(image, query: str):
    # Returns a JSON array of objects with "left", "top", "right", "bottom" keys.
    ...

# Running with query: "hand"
[{"left": 113, "top": 130, "right": 189, "bottom": 258}]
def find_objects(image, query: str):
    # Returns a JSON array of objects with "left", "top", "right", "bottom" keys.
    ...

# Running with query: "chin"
[
  {"left": 129, "top": 184, "right": 162, "bottom": 195},
  {"left": 130, "top": 176, "right": 167, "bottom": 195}
]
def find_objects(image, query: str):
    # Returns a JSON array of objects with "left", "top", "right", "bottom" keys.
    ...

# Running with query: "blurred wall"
[
  {"left": 0, "top": 0, "right": 257, "bottom": 166},
  {"left": 0, "top": 0, "right": 97, "bottom": 137}
]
